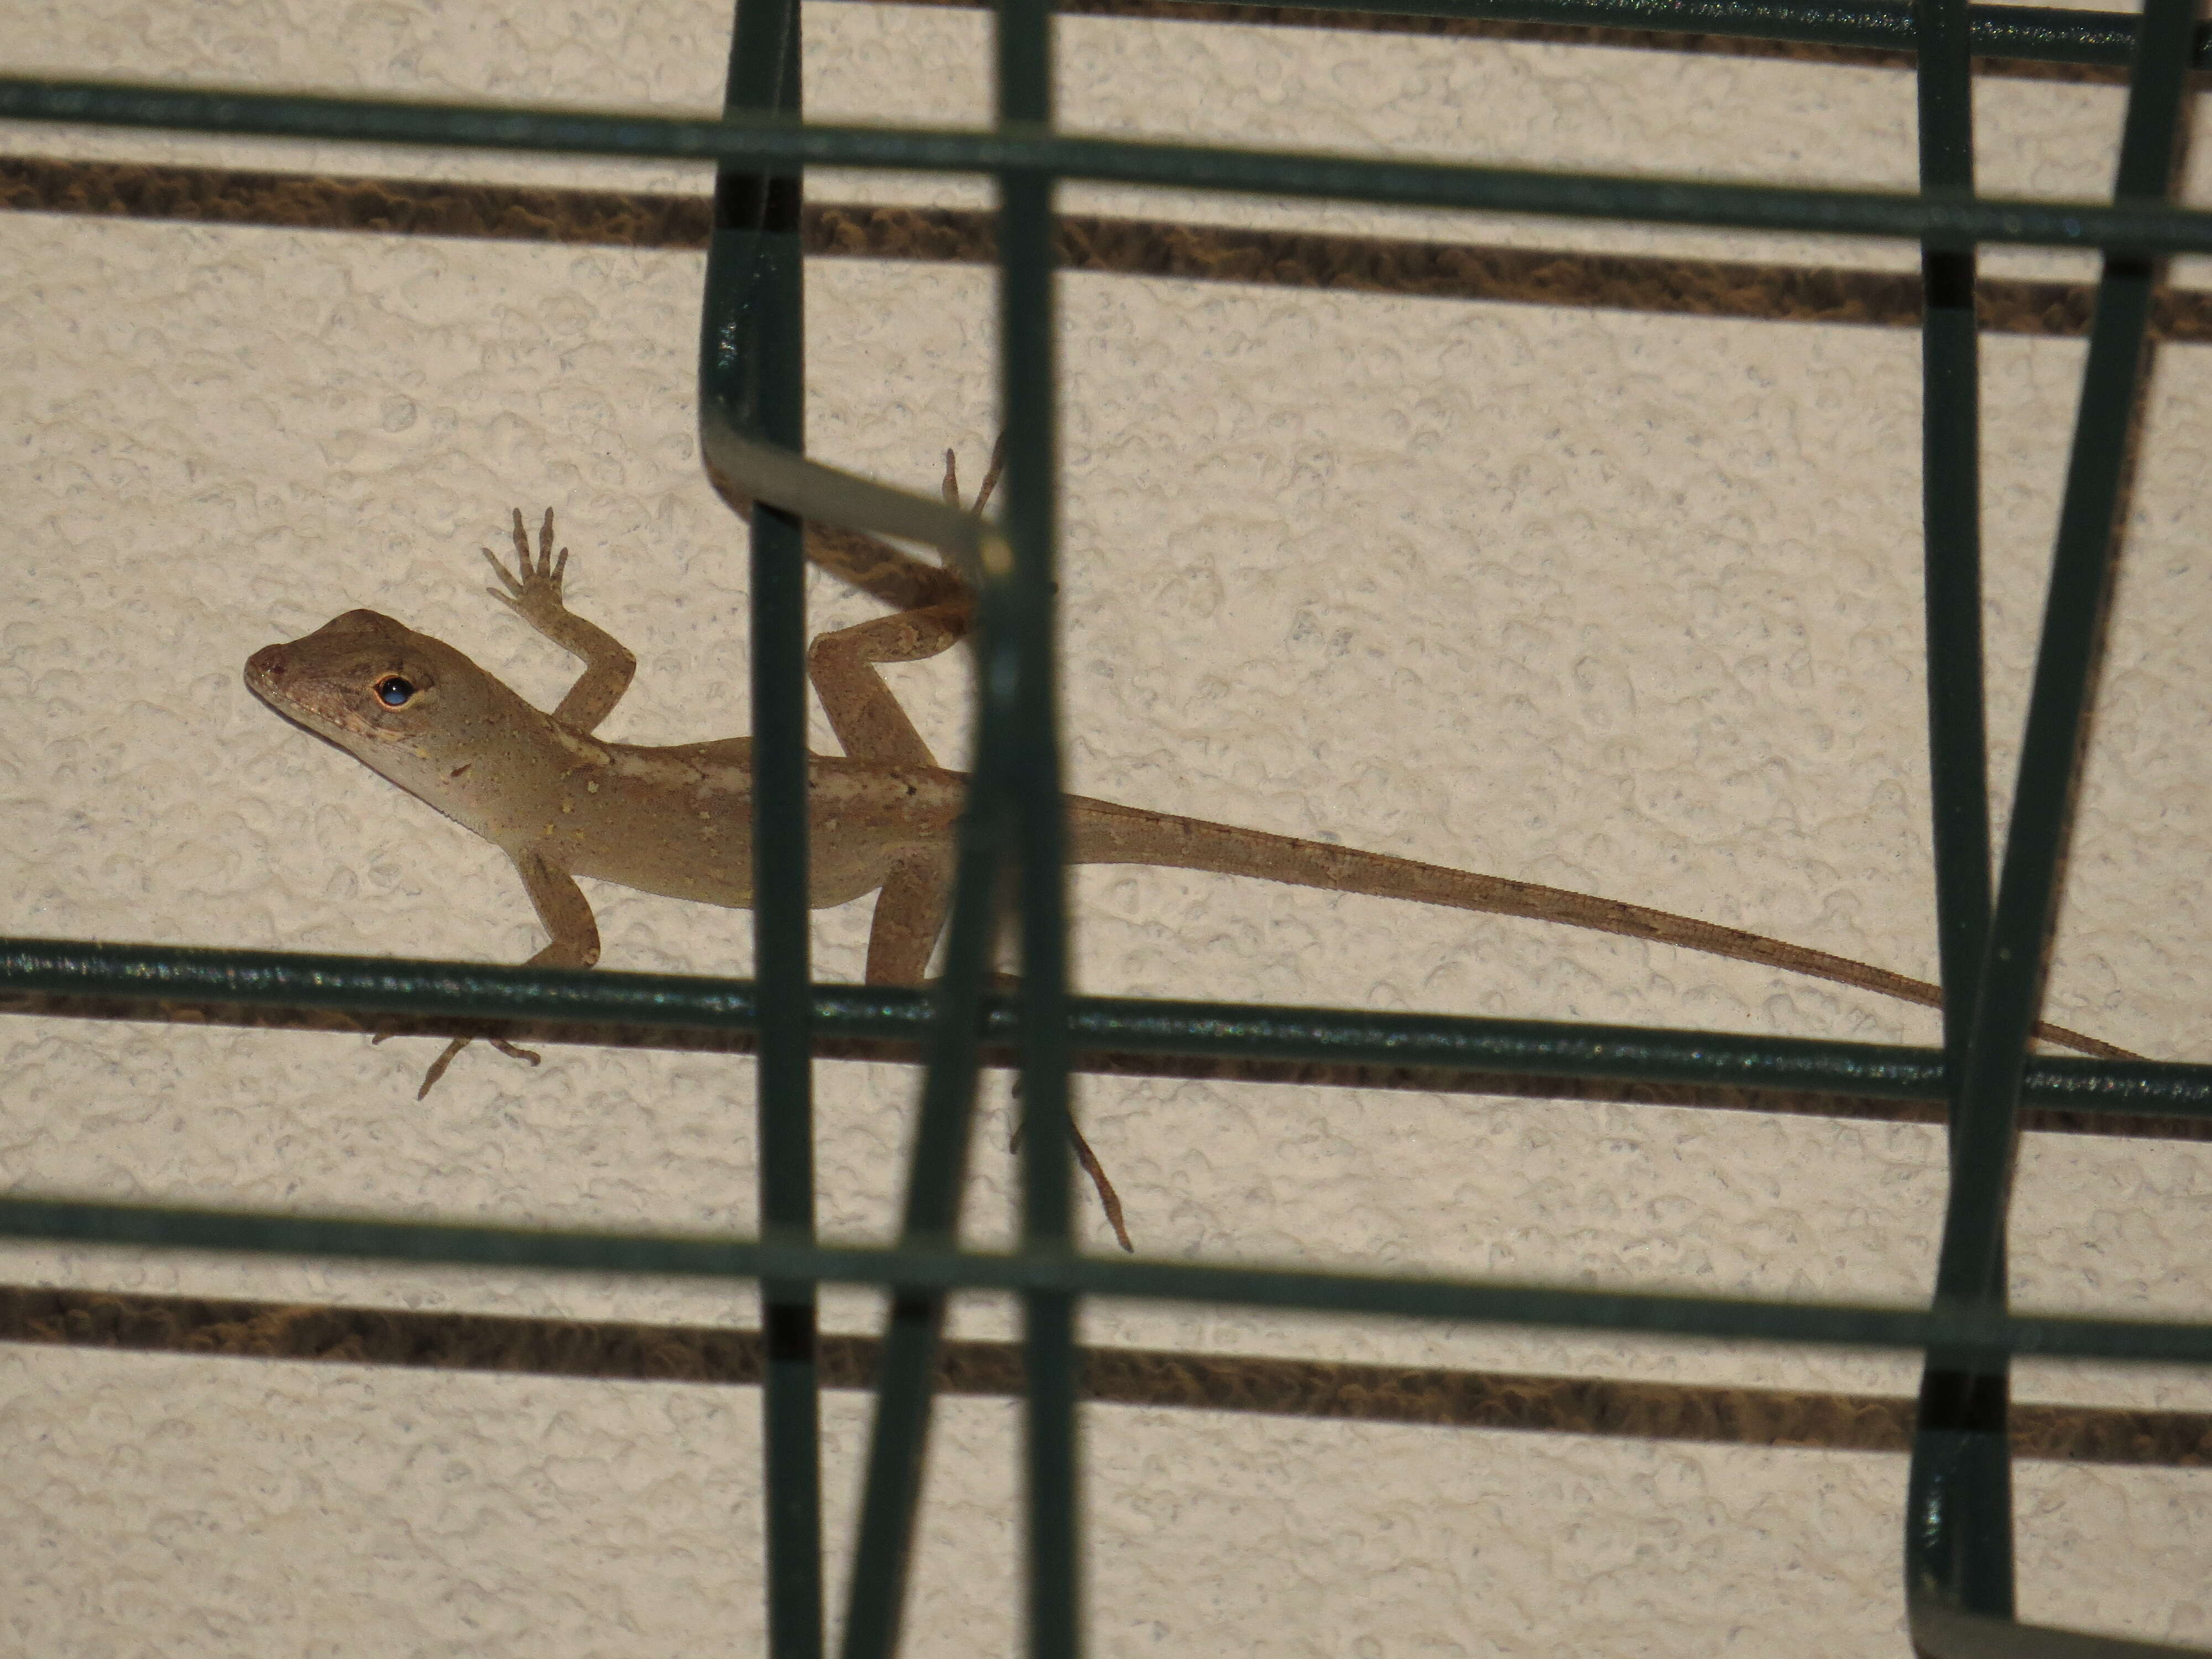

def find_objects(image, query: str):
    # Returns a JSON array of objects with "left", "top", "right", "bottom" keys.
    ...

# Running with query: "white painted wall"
[{"left": 3, "top": 0, "right": 2211, "bottom": 1651}]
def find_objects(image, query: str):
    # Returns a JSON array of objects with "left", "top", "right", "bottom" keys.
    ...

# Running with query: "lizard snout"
[
  {"left": 246, "top": 643, "right": 288, "bottom": 685},
  {"left": 244, "top": 645, "right": 304, "bottom": 713}
]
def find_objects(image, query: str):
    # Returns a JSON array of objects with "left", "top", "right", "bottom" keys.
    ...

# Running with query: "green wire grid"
[{"left": 4, "top": 0, "right": 2212, "bottom": 1652}]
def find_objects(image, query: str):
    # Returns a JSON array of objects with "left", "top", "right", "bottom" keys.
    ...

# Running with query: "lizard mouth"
[
  {"left": 244, "top": 642, "right": 361, "bottom": 739},
  {"left": 243, "top": 643, "right": 297, "bottom": 711}
]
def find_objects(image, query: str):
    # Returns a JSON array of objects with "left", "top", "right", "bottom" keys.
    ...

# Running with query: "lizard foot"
[
  {"left": 481, "top": 507, "right": 570, "bottom": 633},
  {"left": 1069, "top": 1118, "right": 1134, "bottom": 1254},
  {"left": 940, "top": 431, "right": 1007, "bottom": 517},
  {"left": 1007, "top": 1097, "right": 1133, "bottom": 1253},
  {"left": 409, "top": 1034, "right": 544, "bottom": 1100}
]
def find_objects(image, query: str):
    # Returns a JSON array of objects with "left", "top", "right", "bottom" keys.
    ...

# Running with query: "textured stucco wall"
[{"left": 4, "top": 1, "right": 2212, "bottom": 1653}]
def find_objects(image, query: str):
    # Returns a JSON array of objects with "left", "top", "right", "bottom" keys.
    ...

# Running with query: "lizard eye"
[{"left": 373, "top": 675, "right": 416, "bottom": 707}]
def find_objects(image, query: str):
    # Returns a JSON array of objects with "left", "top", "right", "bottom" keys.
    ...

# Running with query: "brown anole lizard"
[{"left": 244, "top": 477, "right": 2135, "bottom": 1250}]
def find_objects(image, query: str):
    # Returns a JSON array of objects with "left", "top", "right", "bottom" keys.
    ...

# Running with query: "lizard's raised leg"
[
  {"left": 802, "top": 434, "right": 1000, "bottom": 773},
  {"left": 806, "top": 448, "right": 984, "bottom": 963},
  {"left": 483, "top": 508, "right": 638, "bottom": 733},
  {"left": 717, "top": 481, "right": 969, "bottom": 617},
  {"left": 807, "top": 594, "right": 971, "bottom": 979},
  {"left": 808, "top": 599, "right": 972, "bottom": 773},
  {"left": 411, "top": 850, "right": 602, "bottom": 1099}
]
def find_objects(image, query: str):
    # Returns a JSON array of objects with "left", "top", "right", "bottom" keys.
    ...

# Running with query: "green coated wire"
[{"left": 7, "top": 3, "right": 2212, "bottom": 1651}]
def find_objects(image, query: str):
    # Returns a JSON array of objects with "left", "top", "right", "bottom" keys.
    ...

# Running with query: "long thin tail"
[{"left": 1066, "top": 795, "right": 2135, "bottom": 1061}]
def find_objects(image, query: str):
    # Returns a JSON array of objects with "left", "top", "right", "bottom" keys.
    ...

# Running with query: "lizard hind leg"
[
  {"left": 864, "top": 854, "right": 954, "bottom": 984},
  {"left": 807, "top": 599, "right": 971, "bottom": 769},
  {"left": 1068, "top": 1124, "right": 1132, "bottom": 1253},
  {"left": 867, "top": 854, "right": 1136, "bottom": 1253},
  {"left": 809, "top": 429, "right": 1000, "bottom": 769},
  {"left": 1005, "top": 1097, "right": 1133, "bottom": 1254}
]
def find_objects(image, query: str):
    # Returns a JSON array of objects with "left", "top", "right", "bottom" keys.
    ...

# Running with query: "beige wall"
[{"left": 4, "top": 0, "right": 2211, "bottom": 1651}]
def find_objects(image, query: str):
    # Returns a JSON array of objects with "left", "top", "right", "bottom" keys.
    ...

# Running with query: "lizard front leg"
[
  {"left": 412, "top": 849, "right": 602, "bottom": 1098},
  {"left": 483, "top": 508, "right": 638, "bottom": 734}
]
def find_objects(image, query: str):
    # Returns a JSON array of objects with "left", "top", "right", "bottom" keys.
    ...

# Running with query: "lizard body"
[
  {"left": 244, "top": 504, "right": 2135, "bottom": 1245},
  {"left": 246, "top": 506, "right": 2133, "bottom": 1059}
]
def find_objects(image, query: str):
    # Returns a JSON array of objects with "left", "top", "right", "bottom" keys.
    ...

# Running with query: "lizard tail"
[{"left": 1063, "top": 794, "right": 2135, "bottom": 1062}]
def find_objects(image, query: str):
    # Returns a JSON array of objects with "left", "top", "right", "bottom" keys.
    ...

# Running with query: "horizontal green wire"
[
  {"left": 0, "top": 0, "right": 2193, "bottom": 93},
  {"left": 6, "top": 77, "right": 2212, "bottom": 253},
  {"left": 1243, "top": 0, "right": 2198, "bottom": 64},
  {"left": 2, "top": 1192, "right": 2208, "bottom": 1363},
  {"left": 3, "top": 937, "right": 2206, "bottom": 1114}
]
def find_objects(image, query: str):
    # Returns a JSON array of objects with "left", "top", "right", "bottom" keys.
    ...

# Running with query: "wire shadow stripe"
[
  {"left": 11, "top": 155, "right": 2212, "bottom": 342},
  {"left": 8, "top": 1285, "right": 2208, "bottom": 1465}
]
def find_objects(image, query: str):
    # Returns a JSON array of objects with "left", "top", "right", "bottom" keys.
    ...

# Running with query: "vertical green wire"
[
  {"left": 996, "top": 0, "right": 1082, "bottom": 1651},
  {"left": 1913, "top": 0, "right": 1990, "bottom": 1076},
  {"left": 1929, "top": 0, "right": 2193, "bottom": 1321},
  {"left": 1910, "top": 0, "right": 2195, "bottom": 1644},
  {"left": 837, "top": 740, "right": 1014, "bottom": 1659},
  {"left": 837, "top": 633, "right": 1020, "bottom": 1654},
  {"left": 837, "top": 0, "right": 1080, "bottom": 1641},
  {"left": 1905, "top": 0, "right": 2015, "bottom": 1620},
  {"left": 704, "top": 0, "right": 822, "bottom": 1650}
]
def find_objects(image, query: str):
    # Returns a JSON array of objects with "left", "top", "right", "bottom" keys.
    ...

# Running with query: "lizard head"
[
  {"left": 246, "top": 609, "right": 523, "bottom": 792},
  {"left": 247, "top": 609, "right": 455, "bottom": 742}
]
